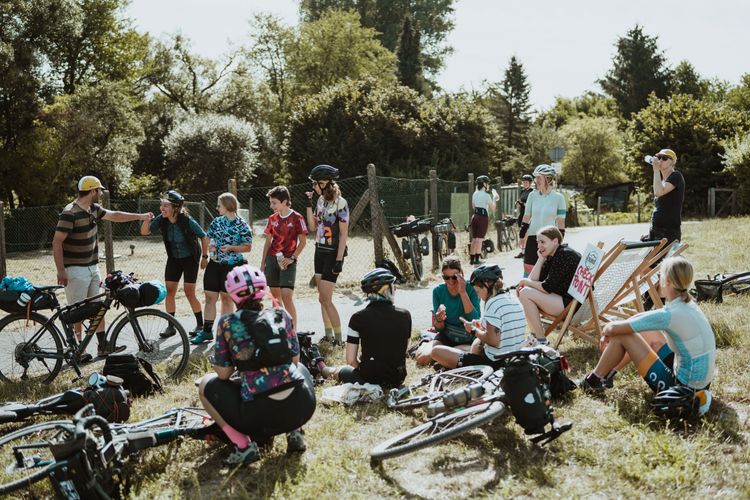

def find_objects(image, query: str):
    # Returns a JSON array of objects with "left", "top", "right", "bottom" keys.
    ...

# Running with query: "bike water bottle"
[
  {"left": 276, "top": 252, "right": 286, "bottom": 270},
  {"left": 209, "top": 238, "right": 217, "bottom": 260},
  {"left": 16, "top": 292, "right": 31, "bottom": 308}
]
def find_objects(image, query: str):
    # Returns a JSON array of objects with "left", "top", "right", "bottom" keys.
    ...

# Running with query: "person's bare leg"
[
  {"left": 204, "top": 291, "right": 219, "bottom": 322},
  {"left": 317, "top": 280, "right": 340, "bottom": 328},
  {"left": 415, "top": 340, "right": 437, "bottom": 366},
  {"left": 518, "top": 287, "right": 564, "bottom": 339},
  {"left": 612, "top": 330, "right": 667, "bottom": 371},
  {"left": 165, "top": 281, "right": 179, "bottom": 314},
  {"left": 219, "top": 292, "right": 234, "bottom": 316},
  {"left": 270, "top": 286, "right": 284, "bottom": 308},
  {"left": 315, "top": 275, "right": 332, "bottom": 337},
  {"left": 592, "top": 334, "right": 654, "bottom": 378},
  {"left": 432, "top": 345, "right": 462, "bottom": 369},
  {"left": 184, "top": 282, "right": 201, "bottom": 313},
  {"left": 281, "top": 288, "right": 297, "bottom": 329}
]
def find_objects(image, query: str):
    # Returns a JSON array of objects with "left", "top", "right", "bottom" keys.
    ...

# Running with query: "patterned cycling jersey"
[
  {"left": 314, "top": 196, "right": 349, "bottom": 252},
  {"left": 630, "top": 298, "right": 716, "bottom": 389},
  {"left": 207, "top": 215, "right": 253, "bottom": 265}
]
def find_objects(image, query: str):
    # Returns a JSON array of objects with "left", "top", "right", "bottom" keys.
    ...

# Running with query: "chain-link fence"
[{"left": 1, "top": 172, "right": 523, "bottom": 304}]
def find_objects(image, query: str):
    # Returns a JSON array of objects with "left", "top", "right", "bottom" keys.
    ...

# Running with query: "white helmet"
[{"left": 533, "top": 164, "right": 556, "bottom": 178}]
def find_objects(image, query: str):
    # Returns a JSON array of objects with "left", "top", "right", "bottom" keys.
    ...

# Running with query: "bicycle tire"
[
  {"left": 0, "top": 420, "right": 76, "bottom": 494},
  {"left": 371, "top": 400, "right": 506, "bottom": 461},
  {"left": 387, "top": 365, "right": 494, "bottom": 410},
  {"left": 0, "top": 312, "right": 64, "bottom": 384},
  {"left": 508, "top": 225, "right": 519, "bottom": 250},
  {"left": 108, "top": 309, "right": 189, "bottom": 380},
  {"left": 410, "top": 236, "right": 423, "bottom": 281}
]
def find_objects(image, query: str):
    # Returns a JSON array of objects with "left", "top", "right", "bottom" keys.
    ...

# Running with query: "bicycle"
[
  {"left": 371, "top": 348, "right": 572, "bottom": 462},
  {"left": 386, "top": 365, "right": 494, "bottom": 411},
  {"left": 390, "top": 216, "right": 432, "bottom": 281},
  {"left": 0, "top": 404, "right": 221, "bottom": 497},
  {"left": 297, "top": 331, "right": 328, "bottom": 384},
  {"left": 0, "top": 271, "right": 189, "bottom": 385},
  {"left": 495, "top": 215, "right": 519, "bottom": 252},
  {"left": 431, "top": 218, "right": 457, "bottom": 259}
]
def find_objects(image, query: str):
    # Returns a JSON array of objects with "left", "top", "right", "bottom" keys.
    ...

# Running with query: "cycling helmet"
[
  {"left": 522, "top": 174, "right": 534, "bottom": 182},
  {"left": 309, "top": 164, "right": 339, "bottom": 181},
  {"left": 533, "top": 164, "right": 556, "bottom": 178},
  {"left": 469, "top": 264, "right": 503, "bottom": 285},
  {"left": 651, "top": 385, "right": 699, "bottom": 420},
  {"left": 225, "top": 264, "right": 267, "bottom": 304},
  {"left": 162, "top": 190, "right": 184, "bottom": 204},
  {"left": 361, "top": 268, "right": 396, "bottom": 294},
  {"left": 115, "top": 284, "right": 141, "bottom": 308},
  {"left": 476, "top": 175, "right": 491, "bottom": 186}
]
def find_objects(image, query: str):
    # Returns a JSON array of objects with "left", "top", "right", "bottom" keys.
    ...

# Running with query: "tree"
[
  {"left": 670, "top": 60, "right": 708, "bottom": 98},
  {"left": 726, "top": 73, "right": 750, "bottom": 115},
  {"left": 396, "top": 15, "right": 429, "bottom": 96},
  {"left": 599, "top": 25, "right": 671, "bottom": 119},
  {"left": 559, "top": 117, "right": 627, "bottom": 199},
  {"left": 489, "top": 56, "right": 532, "bottom": 149},
  {"left": 626, "top": 94, "right": 749, "bottom": 214},
  {"left": 721, "top": 131, "right": 750, "bottom": 213},
  {"left": 289, "top": 10, "right": 397, "bottom": 96},
  {"left": 538, "top": 92, "right": 621, "bottom": 129},
  {"left": 163, "top": 113, "right": 259, "bottom": 193},
  {"left": 299, "top": 0, "right": 456, "bottom": 76}
]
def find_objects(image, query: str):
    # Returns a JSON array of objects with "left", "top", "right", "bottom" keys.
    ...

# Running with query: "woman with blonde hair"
[
  {"left": 580, "top": 257, "right": 715, "bottom": 419},
  {"left": 192, "top": 192, "right": 253, "bottom": 344}
]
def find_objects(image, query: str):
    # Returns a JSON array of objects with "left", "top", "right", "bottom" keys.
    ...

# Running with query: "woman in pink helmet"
[{"left": 196, "top": 264, "right": 316, "bottom": 466}]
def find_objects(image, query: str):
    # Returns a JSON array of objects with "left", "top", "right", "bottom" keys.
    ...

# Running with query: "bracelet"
[{"left": 201, "top": 255, "right": 208, "bottom": 259}]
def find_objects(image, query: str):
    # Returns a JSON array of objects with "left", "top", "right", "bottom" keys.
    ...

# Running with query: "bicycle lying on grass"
[
  {"left": 0, "top": 271, "right": 189, "bottom": 385},
  {"left": 371, "top": 348, "right": 573, "bottom": 462},
  {"left": 0, "top": 404, "right": 223, "bottom": 497},
  {"left": 297, "top": 331, "right": 328, "bottom": 384}
]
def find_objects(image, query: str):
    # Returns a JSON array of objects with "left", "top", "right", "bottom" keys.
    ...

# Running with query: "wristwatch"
[{"left": 290, "top": 255, "right": 297, "bottom": 261}]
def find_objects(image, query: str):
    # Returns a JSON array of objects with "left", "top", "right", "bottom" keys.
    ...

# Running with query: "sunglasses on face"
[
  {"left": 442, "top": 275, "right": 459, "bottom": 281},
  {"left": 656, "top": 155, "right": 671, "bottom": 161}
]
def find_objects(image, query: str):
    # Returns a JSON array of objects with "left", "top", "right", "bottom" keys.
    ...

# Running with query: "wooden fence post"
[
  {"left": 228, "top": 179, "right": 237, "bottom": 197},
  {"left": 367, "top": 164, "right": 384, "bottom": 264},
  {"left": 636, "top": 191, "right": 641, "bottom": 223},
  {"left": 247, "top": 198, "right": 253, "bottom": 225},
  {"left": 596, "top": 196, "right": 601, "bottom": 226},
  {"left": 493, "top": 176, "right": 503, "bottom": 249},
  {"left": 430, "top": 170, "right": 439, "bottom": 271},
  {"left": 199, "top": 201, "right": 206, "bottom": 229},
  {"left": 467, "top": 173, "right": 474, "bottom": 223},
  {"left": 0, "top": 201, "right": 6, "bottom": 279},
  {"left": 424, "top": 188, "right": 429, "bottom": 217},
  {"left": 101, "top": 190, "right": 115, "bottom": 274}
]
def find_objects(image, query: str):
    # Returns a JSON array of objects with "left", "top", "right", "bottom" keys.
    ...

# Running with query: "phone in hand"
[{"left": 459, "top": 317, "right": 471, "bottom": 325}]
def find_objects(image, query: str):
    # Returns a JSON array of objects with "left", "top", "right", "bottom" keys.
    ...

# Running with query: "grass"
[{"left": 3, "top": 217, "right": 750, "bottom": 498}]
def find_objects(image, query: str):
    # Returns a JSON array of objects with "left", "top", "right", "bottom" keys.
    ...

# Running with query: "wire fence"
[{"left": 0, "top": 172, "right": 523, "bottom": 299}]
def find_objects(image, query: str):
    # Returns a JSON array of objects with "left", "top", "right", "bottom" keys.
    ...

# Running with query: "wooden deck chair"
[
  {"left": 543, "top": 240, "right": 666, "bottom": 349},
  {"left": 607, "top": 240, "right": 689, "bottom": 317}
]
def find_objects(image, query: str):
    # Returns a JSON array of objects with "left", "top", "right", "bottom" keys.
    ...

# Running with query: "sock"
[
  {"left": 203, "top": 320, "right": 214, "bottom": 333},
  {"left": 194, "top": 311, "right": 203, "bottom": 329},
  {"left": 586, "top": 372, "right": 604, "bottom": 385},
  {"left": 168, "top": 311, "right": 176, "bottom": 317},
  {"left": 333, "top": 325, "right": 343, "bottom": 343},
  {"left": 96, "top": 331, "right": 106, "bottom": 346},
  {"left": 221, "top": 424, "right": 251, "bottom": 449},
  {"left": 605, "top": 369, "right": 618, "bottom": 380},
  {"left": 324, "top": 323, "right": 334, "bottom": 340}
]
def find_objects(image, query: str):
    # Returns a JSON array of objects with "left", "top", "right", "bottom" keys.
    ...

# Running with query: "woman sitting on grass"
[
  {"left": 516, "top": 225, "right": 580, "bottom": 346},
  {"left": 197, "top": 264, "right": 316, "bottom": 466},
  {"left": 432, "top": 264, "right": 526, "bottom": 369},
  {"left": 580, "top": 256, "right": 715, "bottom": 418},
  {"left": 415, "top": 255, "right": 480, "bottom": 367}
]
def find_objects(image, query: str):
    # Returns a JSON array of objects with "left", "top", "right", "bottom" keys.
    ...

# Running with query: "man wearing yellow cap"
[
  {"left": 53, "top": 176, "right": 154, "bottom": 359},
  {"left": 646, "top": 148, "right": 684, "bottom": 244}
]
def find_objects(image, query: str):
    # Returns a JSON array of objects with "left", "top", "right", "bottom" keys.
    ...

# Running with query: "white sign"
[
  {"left": 551, "top": 162, "right": 562, "bottom": 175},
  {"left": 568, "top": 243, "right": 605, "bottom": 304}
]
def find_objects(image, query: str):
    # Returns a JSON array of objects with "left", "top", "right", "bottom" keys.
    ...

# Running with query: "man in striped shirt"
[{"left": 53, "top": 176, "right": 153, "bottom": 357}]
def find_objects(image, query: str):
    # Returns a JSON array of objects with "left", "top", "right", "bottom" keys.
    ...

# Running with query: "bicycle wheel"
[
  {"left": 387, "top": 365, "right": 495, "bottom": 410},
  {"left": 0, "top": 420, "right": 75, "bottom": 494},
  {"left": 508, "top": 225, "right": 519, "bottom": 250},
  {"left": 410, "top": 236, "right": 423, "bottom": 281},
  {"left": 108, "top": 309, "right": 189, "bottom": 379},
  {"left": 0, "top": 312, "right": 64, "bottom": 384},
  {"left": 371, "top": 400, "right": 506, "bottom": 461}
]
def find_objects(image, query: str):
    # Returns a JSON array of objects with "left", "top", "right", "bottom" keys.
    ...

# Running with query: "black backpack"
[
  {"left": 82, "top": 384, "right": 131, "bottom": 423},
  {"left": 535, "top": 352, "right": 577, "bottom": 399},
  {"left": 235, "top": 308, "right": 294, "bottom": 371},
  {"left": 500, "top": 358, "right": 554, "bottom": 435},
  {"left": 103, "top": 354, "right": 162, "bottom": 398}
]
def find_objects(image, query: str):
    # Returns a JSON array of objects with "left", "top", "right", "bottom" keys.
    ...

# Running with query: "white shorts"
[{"left": 65, "top": 265, "right": 102, "bottom": 306}]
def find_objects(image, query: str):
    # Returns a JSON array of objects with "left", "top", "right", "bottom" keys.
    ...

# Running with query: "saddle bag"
[{"left": 103, "top": 354, "right": 162, "bottom": 398}]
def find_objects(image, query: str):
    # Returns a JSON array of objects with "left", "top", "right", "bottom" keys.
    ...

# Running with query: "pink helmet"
[{"left": 225, "top": 264, "right": 267, "bottom": 304}]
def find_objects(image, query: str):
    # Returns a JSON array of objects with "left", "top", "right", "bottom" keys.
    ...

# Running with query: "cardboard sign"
[{"left": 568, "top": 244, "right": 605, "bottom": 304}]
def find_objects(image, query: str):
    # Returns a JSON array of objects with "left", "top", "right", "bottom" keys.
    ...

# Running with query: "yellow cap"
[
  {"left": 656, "top": 149, "right": 677, "bottom": 161},
  {"left": 77, "top": 176, "right": 105, "bottom": 191}
]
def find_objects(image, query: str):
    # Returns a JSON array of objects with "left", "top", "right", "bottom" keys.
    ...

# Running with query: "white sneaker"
[{"left": 524, "top": 336, "right": 548, "bottom": 347}]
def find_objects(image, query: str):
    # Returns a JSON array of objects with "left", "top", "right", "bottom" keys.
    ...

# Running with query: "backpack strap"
[{"left": 136, "top": 357, "right": 163, "bottom": 392}]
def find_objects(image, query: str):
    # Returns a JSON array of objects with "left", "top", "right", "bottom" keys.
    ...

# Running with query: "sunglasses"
[
  {"left": 655, "top": 155, "right": 671, "bottom": 161},
  {"left": 442, "top": 275, "right": 460, "bottom": 281}
]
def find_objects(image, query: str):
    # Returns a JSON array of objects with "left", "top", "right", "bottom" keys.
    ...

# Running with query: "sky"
[{"left": 125, "top": 0, "right": 750, "bottom": 112}]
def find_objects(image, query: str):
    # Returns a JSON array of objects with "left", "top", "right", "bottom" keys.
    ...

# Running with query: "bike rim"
[{"left": 0, "top": 315, "right": 62, "bottom": 384}]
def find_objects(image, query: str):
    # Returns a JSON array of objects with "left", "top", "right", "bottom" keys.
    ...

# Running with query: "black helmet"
[
  {"left": 115, "top": 284, "right": 141, "bottom": 308},
  {"left": 476, "top": 175, "right": 491, "bottom": 186},
  {"left": 162, "top": 190, "right": 184, "bottom": 204},
  {"left": 470, "top": 264, "right": 503, "bottom": 285},
  {"left": 309, "top": 164, "right": 339, "bottom": 181},
  {"left": 651, "top": 385, "right": 699, "bottom": 420},
  {"left": 361, "top": 268, "right": 396, "bottom": 294},
  {"left": 522, "top": 174, "right": 534, "bottom": 182}
]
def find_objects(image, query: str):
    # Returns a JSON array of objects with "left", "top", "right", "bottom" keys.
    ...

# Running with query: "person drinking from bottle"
[
  {"left": 260, "top": 186, "right": 308, "bottom": 329},
  {"left": 322, "top": 268, "right": 411, "bottom": 387},
  {"left": 140, "top": 190, "right": 209, "bottom": 338},
  {"left": 305, "top": 164, "right": 349, "bottom": 345},
  {"left": 432, "top": 264, "right": 526, "bottom": 368},
  {"left": 197, "top": 264, "right": 316, "bottom": 465}
]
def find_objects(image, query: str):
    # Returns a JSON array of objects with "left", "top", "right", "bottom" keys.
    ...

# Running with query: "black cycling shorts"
[
  {"left": 165, "top": 255, "right": 199, "bottom": 284},
  {"left": 314, "top": 248, "right": 339, "bottom": 283},
  {"left": 457, "top": 351, "right": 491, "bottom": 368},
  {"left": 523, "top": 235, "right": 539, "bottom": 267},
  {"left": 203, "top": 365, "right": 316, "bottom": 438},
  {"left": 337, "top": 366, "right": 367, "bottom": 384},
  {"left": 203, "top": 260, "right": 244, "bottom": 293}
]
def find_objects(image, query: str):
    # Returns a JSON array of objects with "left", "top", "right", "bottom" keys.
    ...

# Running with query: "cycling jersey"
[
  {"left": 207, "top": 215, "right": 253, "bottom": 265},
  {"left": 526, "top": 190, "right": 566, "bottom": 234},
  {"left": 472, "top": 190, "right": 493, "bottom": 210},
  {"left": 482, "top": 293, "right": 526, "bottom": 358},
  {"left": 314, "top": 196, "right": 349, "bottom": 252}
]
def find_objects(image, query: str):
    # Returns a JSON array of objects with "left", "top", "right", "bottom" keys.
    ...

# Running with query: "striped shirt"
[
  {"left": 56, "top": 201, "right": 108, "bottom": 267},
  {"left": 482, "top": 293, "right": 527, "bottom": 359}
]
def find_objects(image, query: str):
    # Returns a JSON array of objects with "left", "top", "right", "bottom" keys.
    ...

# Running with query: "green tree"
[
  {"left": 299, "top": 0, "right": 455, "bottom": 76},
  {"left": 726, "top": 73, "right": 750, "bottom": 115},
  {"left": 396, "top": 15, "right": 429, "bottom": 96},
  {"left": 670, "top": 60, "right": 708, "bottom": 98},
  {"left": 559, "top": 117, "right": 627, "bottom": 199},
  {"left": 721, "top": 131, "right": 750, "bottom": 213},
  {"left": 163, "top": 113, "right": 259, "bottom": 193},
  {"left": 627, "top": 93, "right": 749, "bottom": 213},
  {"left": 490, "top": 56, "right": 532, "bottom": 149},
  {"left": 538, "top": 92, "right": 621, "bottom": 129},
  {"left": 599, "top": 25, "right": 671, "bottom": 118}
]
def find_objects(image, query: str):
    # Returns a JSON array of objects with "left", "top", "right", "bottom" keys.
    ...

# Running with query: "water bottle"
[
  {"left": 276, "top": 252, "right": 286, "bottom": 270},
  {"left": 209, "top": 238, "right": 217, "bottom": 260},
  {"left": 644, "top": 155, "right": 655, "bottom": 165},
  {"left": 16, "top": 292, "right": 31, "bottom": 308}
]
